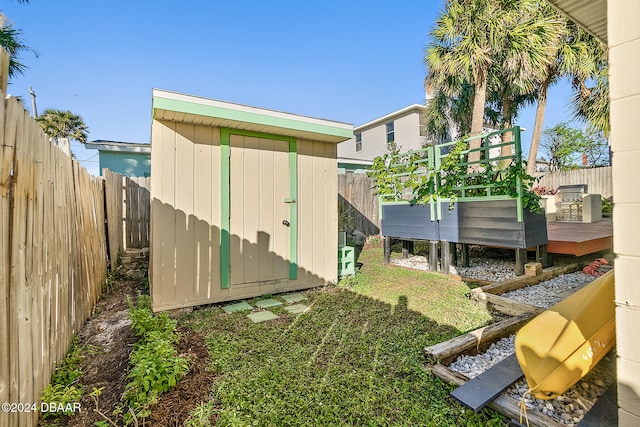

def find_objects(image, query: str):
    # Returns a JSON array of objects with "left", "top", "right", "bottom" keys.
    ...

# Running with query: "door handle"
[{"left": 282, "top": 220, "right": 290, "bottom": 227}]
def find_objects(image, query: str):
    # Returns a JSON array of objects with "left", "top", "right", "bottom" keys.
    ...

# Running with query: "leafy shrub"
[
  {"left": 39, "top": 337, "right": 84, "bottom": 418},
  {"left": 128, "top": 294, "right": 177, "bottom": 340},
  {"left": 122, "top": 296, "right": 190, "bottom": 424}
]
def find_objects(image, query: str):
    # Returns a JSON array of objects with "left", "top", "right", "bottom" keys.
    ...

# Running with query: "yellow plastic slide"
[{"left": 515, "top": 269, "right": 615, "bottom": 400}]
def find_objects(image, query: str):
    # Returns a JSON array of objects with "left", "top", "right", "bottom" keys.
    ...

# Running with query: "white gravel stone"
[
  {"left": 448, "top": 333, "right": 612, "bottom": 425},
  {"left": 502, "top": 272, "right": 595, "bottom": 309}
]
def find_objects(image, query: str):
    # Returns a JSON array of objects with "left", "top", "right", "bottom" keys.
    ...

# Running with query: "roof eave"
[{"left": 152, "top": 89, "right": 353, "bottom": 144}]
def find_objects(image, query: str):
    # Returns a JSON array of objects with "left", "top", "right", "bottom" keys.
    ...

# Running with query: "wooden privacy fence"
[
  {"left": 338, "top": 173, "right": 380, "bottom": 236},
  {"left": 104, "top": 169, "right": 150, "bottom": 269},
  {"left": 0, "top": 62, "right": 108, "bottom": 426},
  {"left": 534, "top": 166, "right": 612, "bottom": 199},
  {"left": 125, "top": 176, "right": 151, "bottom": 248}
]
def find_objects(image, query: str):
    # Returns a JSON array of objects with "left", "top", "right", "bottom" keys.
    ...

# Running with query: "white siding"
[{"left": 609, "top": 1, "right": 640, "bottom": 424}]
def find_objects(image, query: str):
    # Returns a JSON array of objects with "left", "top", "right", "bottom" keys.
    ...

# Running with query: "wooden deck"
[{"left": 546, "top": 220, "right": 613, "bottom": 256}]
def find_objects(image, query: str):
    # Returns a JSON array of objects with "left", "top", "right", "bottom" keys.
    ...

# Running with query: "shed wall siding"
[{"left": 151, "top": 122, "right": 337, "bottom": 311}]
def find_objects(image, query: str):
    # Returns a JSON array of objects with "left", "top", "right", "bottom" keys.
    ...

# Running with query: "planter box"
[
  {"left": 381, "top": 203, "right": 439, "bottom": 240},
  {"left": 381, "top": 199, "right": 548, "bottom": 249},
  {"left": 438, "top": 199, "right": 547, "bottom": 248}
]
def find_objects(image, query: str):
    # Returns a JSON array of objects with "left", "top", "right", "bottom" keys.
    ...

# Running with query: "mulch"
[
  {"left": 146, "top": 327, "right": 218, "bottom": 426},
  {"left": 40, "top": 264, "right": 217, "bottom": 427}
]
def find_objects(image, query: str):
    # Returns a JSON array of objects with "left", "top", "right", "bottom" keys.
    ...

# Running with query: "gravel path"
[
  {"left": 446, "top": 272, "right": 609, "bottom": 426},
  {"left": 502, "top": 271, "right": 595, "bottom": 308},
  {"left": 449, "top": 334, "right": 613, "bottom": 426},
  {"left": 391, "top": 255, "right": 518, "bottom": 282}
]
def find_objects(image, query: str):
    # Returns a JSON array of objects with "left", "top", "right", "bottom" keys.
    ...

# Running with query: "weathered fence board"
[
  {"left": 103, "top": 169, "right": 124, "bottom": 269},
  {"left": 125, "top": 176, "right": 151, "bottom": 248},
  {"left": 0, "top": 67, "right": 108, "bottom": 425},
  {"left": 104, "top": 170, "right": 150, "bottom": 266},
  {"left": 338, "top": 173, "right": 380, "bottom": 236},
  {"left": 534, "top": 167, "right": 612, "bottom": 199}
]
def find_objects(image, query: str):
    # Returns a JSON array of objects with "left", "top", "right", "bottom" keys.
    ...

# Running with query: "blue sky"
[{"left": 3, "top": 0, "right": 577, "bottom": 176}]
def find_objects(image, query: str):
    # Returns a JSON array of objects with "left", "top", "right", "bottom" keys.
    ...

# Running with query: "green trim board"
[
  {"left": 219, "top": 128, "right": 298, "bottom": 289},
  {"left": 153, "top": 91, "right": 352, "bottom": 141},
  {"left": 288, "top": 139, "right": 298, "bottom": 279},
  {"left": 220, "top": 130, "right": 231, "bottom": 289}
]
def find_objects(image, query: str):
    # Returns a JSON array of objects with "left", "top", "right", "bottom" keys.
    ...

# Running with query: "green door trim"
[{"left": 220, "top": 128, "right": 298, "bottom": 289}]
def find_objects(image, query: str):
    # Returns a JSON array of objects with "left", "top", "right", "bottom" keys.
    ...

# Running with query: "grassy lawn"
[{"left": 182, "top": 244, "right": 505, "bottom": 426}]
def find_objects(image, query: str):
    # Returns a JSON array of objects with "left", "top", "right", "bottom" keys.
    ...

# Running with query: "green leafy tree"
[
  {"left": 425, "top": 0, "right": 503, "bottom": 164},
  {"left": 423, "top": 79, "right": 474, "bottom": 144},
  {"left": 0, "top": 23, "right": 36, "bottom": 78},
  {"left": 526, "top": 20, "right": 606, "bottom": 174},
  {"left": 539, "top": 122, "right": 609, "bottom": 171},
  {"left": 1, "top": 0, "right": 36, "bottom": 78},
  {"left": 36, "top": 108, "right": 89, "bottom": 143},
  {"left": 571, "top": 44, "right": 609, "bottom": 138},
  {"left": 425, "top": 0, "right": 560, "bottom": 165}
]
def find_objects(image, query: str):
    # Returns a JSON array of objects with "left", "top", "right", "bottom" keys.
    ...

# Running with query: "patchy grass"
[
  {"left": 342, "top": 246, "right": 494, "bottom": 333},
  {"left": 181, "top": 244, "right": 504, "bottom": 426}
]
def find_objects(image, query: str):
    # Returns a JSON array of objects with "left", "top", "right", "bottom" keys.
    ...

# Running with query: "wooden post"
[
  {"left": 450, "top": 242, "right": 458, "bottom": 266},
  {"left": 536, "top": 244, "right": 551, "bottom": 268},
  {"left": 441, "top": 241, "right": 451, "bottom": 274},
  {"left": 401, "top": 240, "right": 414, "bottom": 259},
  {"left": 383, "top": 236, "right": 391, "bottom": 264},
  {"left": 429, "top": 241, "right": 439, "bottom": 272},
  {"left": 0, "top": 48, "right": 8, "bottom": 94},
  {"left": 461, "top": 243, "right": 470, "bottom": 267},
  {"left": 515, "top": 248, "right": 527, "bottom": 275}
]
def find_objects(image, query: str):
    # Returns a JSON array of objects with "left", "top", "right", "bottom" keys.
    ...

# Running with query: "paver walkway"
[{"left": 221, "top": 292, "right": 309, "bottom": 323}]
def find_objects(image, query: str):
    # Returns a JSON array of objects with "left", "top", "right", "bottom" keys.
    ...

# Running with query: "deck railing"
[{"left": 379, "top": 126, "right": 527, "bottom": 222}]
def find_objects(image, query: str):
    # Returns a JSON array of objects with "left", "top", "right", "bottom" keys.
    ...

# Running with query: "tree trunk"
[
  {"left": 526, "top": 75, "right": 552, "bottom": 175},
  {"left": 500, "top": 96, "right": 513, "bottom": 159},
  {"left": 469, "top": 74, "right": 487, "bottom": 170}
]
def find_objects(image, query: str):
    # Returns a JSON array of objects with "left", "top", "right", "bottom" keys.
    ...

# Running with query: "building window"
[
  {"left": 355, "top": 132, "right": 362, "bottom": 152},
  {"left": 386, "top": 122, "right": 395, "bottom": 143}
]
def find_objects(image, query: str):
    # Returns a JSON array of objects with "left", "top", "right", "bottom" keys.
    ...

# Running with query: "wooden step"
[{"left": 450, "top": 353, "right": 523, "bottom": 412}]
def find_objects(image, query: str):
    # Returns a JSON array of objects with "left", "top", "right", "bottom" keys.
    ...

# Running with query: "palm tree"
[
  {"left": 491, "top": 1, "right": 564, "bottom": 159},
  {"left": 0, "top": 24, "right": 35, "bottom": 78},
  {"left": 424, "top": 77, "right": 474, "bottom": 144},
  {"left": 425, "top": 0, "right": 501, "bottom": 156},
  {"left": 425, "top": 0, "right": 560, "bottom": 166},
  {"left": 36, "top": 109, "right": 89, "bottom": 144},
  {"left": 525, "top": 20, "right": 603, "bottom": 175},
  {"left": 571, "top": 37, "right": 609, "bottom": 138}
]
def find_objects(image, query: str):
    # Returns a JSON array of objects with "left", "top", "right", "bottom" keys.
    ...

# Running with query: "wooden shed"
[{"left": 149, "top": 89, "right": 353, "bottom": 312}]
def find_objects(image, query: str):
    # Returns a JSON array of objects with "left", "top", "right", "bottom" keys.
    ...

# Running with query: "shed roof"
[
  {"left": 152, "top": 89, "right": 353, "bottom": 144},
  {"left": 85, "top": 140, "right": 151, "bottom": 153}
]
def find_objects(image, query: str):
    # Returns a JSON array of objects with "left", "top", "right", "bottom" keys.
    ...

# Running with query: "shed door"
[{"left": 229, "top": 135, "right": 291, "bottom": 285}]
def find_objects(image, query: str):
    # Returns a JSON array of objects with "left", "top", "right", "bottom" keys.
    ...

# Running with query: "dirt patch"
[
  {"left": 42, "top": 275, "right": 142, "bottom": 427},
  {"left": 39, "top": 260, "right": 217, "bottom": 427}
]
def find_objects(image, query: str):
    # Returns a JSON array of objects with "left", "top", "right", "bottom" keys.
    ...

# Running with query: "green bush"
[
  {"left": 122, "top": 296, "right": 190, "bottom": 424},
  {"left": 40, "top": 337, "right": 85, "bottom": 419}
]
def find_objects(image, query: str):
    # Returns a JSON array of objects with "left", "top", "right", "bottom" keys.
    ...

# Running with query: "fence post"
[{"left": 0, "top": 48, "right": 8, "bottom": 94}]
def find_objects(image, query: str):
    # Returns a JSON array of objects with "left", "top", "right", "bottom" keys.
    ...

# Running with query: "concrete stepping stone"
[
  {"left": 222, "top": 301, "right": 253, "bottom": 313},
  {"left": 255, "top": 298, "right": 283, "bottom": 309},
  {"left": 282, "top": 293, "right": 306, "bottom": 304},
  {"left": 284, "top": 304, "right": 309, "bottom": 314},
  {"left": 247, "top": 311, "right": 279, "bottom": 323}
]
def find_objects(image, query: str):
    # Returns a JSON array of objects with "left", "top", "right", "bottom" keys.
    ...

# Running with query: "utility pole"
[{"left": 28, "top": 86, "right": 37, "bottom": 118}]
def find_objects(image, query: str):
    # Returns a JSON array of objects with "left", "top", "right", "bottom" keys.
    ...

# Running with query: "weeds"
[
  {"left": 185, "top": 401, "right": 216, "bottom": 427},
  {"left": 39, "top": 337, "right": 84, "bottom": 419},
  {"left": 121, "top": 294, "right": 190, "bottom": 424}
]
